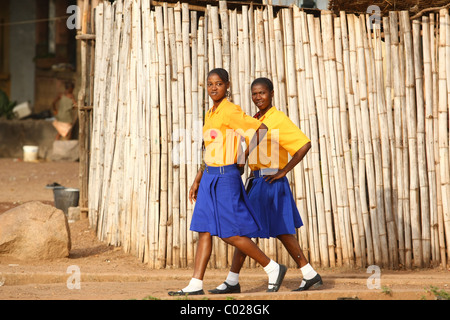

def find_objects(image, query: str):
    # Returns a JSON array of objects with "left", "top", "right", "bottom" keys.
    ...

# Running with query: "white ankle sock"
[
  {"left": 182, "top": 278, "right": 203, "bottom": 292},
  {"left": 299, "top": 263, "right": 317, "bottom": 288},
  {"left": 216, "top": 271, "right": 239, "bottom": 290},
  {"left": 263, "top": 260, "right": 280, "bottom": 290},
  {"left": 301, "top": 263, "right": 317, "bottom": 280}
]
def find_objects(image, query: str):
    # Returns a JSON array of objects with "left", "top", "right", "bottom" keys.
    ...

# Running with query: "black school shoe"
[
  {"left": 267, "top": 264, "right": 287, "bottom": 292},
  {"left": 168, "top": 289, "right": 205, "bottom": 296},
  {"left": 292, "top": 273, "right": 323, "bottom": 291},
  {"left": 208, "top": 282, "right": 241, "bottom": 294}
]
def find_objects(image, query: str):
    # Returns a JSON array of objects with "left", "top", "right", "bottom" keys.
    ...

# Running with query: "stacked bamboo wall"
[{"left": 86, "top": 0, "right": 450, "bottom": 270}]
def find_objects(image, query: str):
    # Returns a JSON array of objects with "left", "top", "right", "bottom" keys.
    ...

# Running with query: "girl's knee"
[{"left": 221, "top": 235, "right": 238, "bottom": 246}]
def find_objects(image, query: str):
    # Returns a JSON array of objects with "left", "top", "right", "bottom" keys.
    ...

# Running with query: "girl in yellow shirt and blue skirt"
[
  {"left": 210, "top": 77, "right": 322, "bottom": 294},
  {"left": 168, "top": 69, "right": 287, "bottom": 296}
]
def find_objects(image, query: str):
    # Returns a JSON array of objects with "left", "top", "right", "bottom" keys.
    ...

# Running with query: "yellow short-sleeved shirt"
[
  {"left": 248, "top": 106, "right": 310, "bottom": 171},
  {"left": 203, "top": 98, "right": 262, "bottom": 167}
]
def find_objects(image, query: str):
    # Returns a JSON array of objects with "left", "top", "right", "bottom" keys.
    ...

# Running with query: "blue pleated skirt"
[
  {"left": 190, "top": 164, "right": 262, "bottom": 238},
  {"left": 246, "top": 175, "right": 303, "bottom": 238}
]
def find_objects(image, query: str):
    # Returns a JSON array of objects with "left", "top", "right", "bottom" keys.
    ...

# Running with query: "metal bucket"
[{"left": 53, "top": 187, "right": 79, "bottom": 216}]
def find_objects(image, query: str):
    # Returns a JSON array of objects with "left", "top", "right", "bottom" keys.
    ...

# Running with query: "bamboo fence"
[{"left": 84, "top": 0, "right": 450, "bottom": 270}]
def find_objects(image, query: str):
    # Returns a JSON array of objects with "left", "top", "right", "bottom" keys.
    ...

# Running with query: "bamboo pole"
[
  {"left": 413, "top": 18, "right": 431, "bottom": 266},
  {"left": 322, "top": 11, "right": 353, "bottom": 266},
  {"left": 198, "top": 15, "right": 206, "bottom": 119},
  {"left": 267, "top": 3, "right": 279, "bottom": 108},
  {"left": 438, "top": 8, "right": 450, "bottom": 265},
  {"left": 431, "top": 13, "right": 446, "bottom": 268},
  {"left": 293, "top": 6, "right": 328, "bottom": 267},
  {"left": 241, "top": 6, "right": 251, "bottom": 115},
  {"left": 422, "top": 15, "right": 439, "bottom": 266},
  {"left": 447, "top": 10, "right": 450, "bottom": 189},
  {"left": 190, "top": 9, "right": 200, "bottom": 265},
  {"left": 141, "top": 0, "right": 154, "bottom": 264},
  {"left": 274, "top": 16, "right": 287, "bottom": 115},
  {"left": 445, "top": 8, "right": 450, "bottom": 265},
  {"left": 291, "top": 17, "right": 311, "bottom": 266},
  {"left": 355, "top": 14, "right": 381, "bottom": 266},
  {"left": 163, "top": 2, "right": 174, "bottom": 267},
  {"left": 304, "top": 12, "right": 335, "bottom": 267},
  {"left": 314, "top": 14, "right": 343, "bottom": 267},
  {"left": 364, "top": 14, "right": 389, "bottom": 267},
  {"left": 211, "top": 6, "right": 222, "bottom": 68},
  {"left": 399, "top": 12, "right": 412, "bottom": 268},
  {"left": 205, "top": 5, "right": 213, "bottom": 115},
  {"left": 97, "top": 1, "right": 114, "bottom": 245},
  {"left": 334, "top": 14, "right": 361, "bottom": 267},
  {"left": 429, "top": 13, "right": 440, "bottom": 265},
  {"left": 156, "top": 5, "right": 168, "bottom": 268},
  {"left": 89, "top": 2, "right": 104, "bottom": 231},
  {"left": 175, "top": 3, "right": 188, "bottom": 268},
  {"left": 230, "top": 9, "right": 240, "bottom": 105},
  {"left": 237, "top": 12, "right": 245, "bottom": 110},
  {"left": 105, "top": 0, "right": 124, "bottom": 249},
  {"left": 124, "top": 0, "right": 139, "bottom": 258},
  {"left": 389, "top": 11, "right": 406, "bottom": 266},
  {"left": 140, "top": 1, "right": 151, "bottom": 263},
  {"left": 383, "top": 16, "right": 398, "bottom": 252},
  {"left": 256, "top": 9, "right": 268, "bottom": 78},
  {"left": 283, "top": 7, "right": 311, "bottom": 268},
  {"left": 168, "top": 6, "right": 180, "bottom": 268},
  {"left": 348, "top": 13, "right": 374, "bottom": 267},
  {"left": 116, "top": 0, "right": 131, "bottom": 253},
  {"left": 249, "top": 5, "right": 255, "bottom": 89},
  {"left": 219, "top": 1, "right": 230, "bottom": 75},
  {"left": 340, "top": 12, "right": 366, "bottom": 268},
  {"left": 374, "top": 15, "right": 397, "bottom": 268},
  {"left": 182, "top": 3, "right": 194, "bottom": 268},
  {"left": 263, "top": 8, "right": 271, "bottom": 81},
  {"left": 401, "top": 11, "right": 422, "bottom": 267}
]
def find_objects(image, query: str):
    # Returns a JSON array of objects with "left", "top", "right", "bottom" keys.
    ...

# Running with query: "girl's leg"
[
  {"left": 277, "top": 233, "right": 322, "bottom": 291},
  {"left": 230, "top": 248, "right": 247, "bottom": 273},
  {"left": 277, "top": 234, "right": 308, "bottom": 267},
  {"left": 210, "top": 247, "right": 247, "bottom": 292},
  {"left": 168, "top": 232, "right": 212, "bottom": 296},
  {"left": 222, "top": 235, "right": 269, "bottom": 267},
  {"left": 192, "top": 232, "right": 213, "bottom": 280},
  {"left": 222, "top": 235, "right": 286, "bottom": 292}
]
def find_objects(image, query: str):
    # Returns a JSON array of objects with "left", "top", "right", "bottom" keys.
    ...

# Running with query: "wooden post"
[{"left": 78, "top": 0, "right": 91, "bottom": 229}]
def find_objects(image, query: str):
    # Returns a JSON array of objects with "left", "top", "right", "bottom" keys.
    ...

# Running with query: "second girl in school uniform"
[
  {"left": 210, "top": 77, "right": 322, "bottom": 294},
  {"left": 168, "top": 70, "right": 287, "bottom": 296}
]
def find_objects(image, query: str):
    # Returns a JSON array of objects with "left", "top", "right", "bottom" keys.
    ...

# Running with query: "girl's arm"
[
  {"left": 189, "top": 165, "right": 204, "bottom": 204},
  {"left": 237, "top": 123, "right": 268, "bottom": 168},
  {"left": 264, "top": 141, "right": 311, "bottom": 183}
]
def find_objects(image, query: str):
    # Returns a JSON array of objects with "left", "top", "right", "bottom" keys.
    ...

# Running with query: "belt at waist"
[
  {"left": 253, "top": 168, "right": 279, "bottom": 178},
  {"left": 205, "top": 164, "right": 238, "bottom": 175}
]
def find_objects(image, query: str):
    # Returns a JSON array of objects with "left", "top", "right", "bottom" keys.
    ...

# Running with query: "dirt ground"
[{"left": 0, "top": 158, "right": 449, "bottom": 302}]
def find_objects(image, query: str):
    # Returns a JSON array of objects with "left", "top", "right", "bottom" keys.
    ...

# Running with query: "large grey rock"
[{"left": 0, "top": 201, "right": 71, "bottom": 260}]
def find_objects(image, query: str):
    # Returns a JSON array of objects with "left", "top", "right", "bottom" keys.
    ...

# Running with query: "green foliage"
[
  {"left": 0, "top": 89, "right": 17, "bottom": 119},
  {"left": 381, "top": 285, "right": 392, "bottom": 296},
  {"left": 141, "top": 295, "right": 161, "bottom": 300},
  {"left": 425, "top": 286, "right": 450, "bottom": 300}
]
